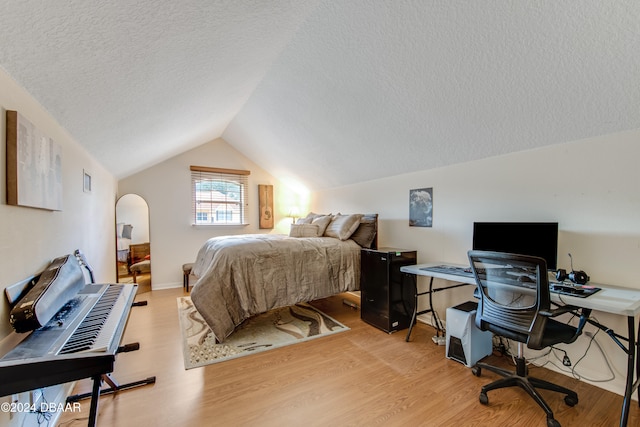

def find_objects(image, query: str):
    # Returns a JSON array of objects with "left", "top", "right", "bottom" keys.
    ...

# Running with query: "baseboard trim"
[
  {"left": 151, "top": 281, "right": 182, "bottom": 291},
  {"left": 416, "top": 313, "right": 447, "bottom": 332}
]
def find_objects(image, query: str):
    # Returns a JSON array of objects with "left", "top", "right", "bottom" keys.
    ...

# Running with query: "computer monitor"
[{"left": 472, "top": 222, "right": 558, "bottom": 270}]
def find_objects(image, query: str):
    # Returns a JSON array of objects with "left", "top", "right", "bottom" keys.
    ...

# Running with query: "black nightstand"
[{"left": 360, "top": 248, "right": 417, "bottom": 333}]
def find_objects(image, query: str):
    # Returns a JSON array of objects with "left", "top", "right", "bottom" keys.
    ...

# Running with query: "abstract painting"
[{"left": 6, "top": 110, "right": 63, "bottom": 211}]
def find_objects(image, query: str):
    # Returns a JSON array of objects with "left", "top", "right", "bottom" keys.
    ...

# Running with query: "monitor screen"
[{"left": 472, "top": 222, "right": 558, "bottom": 270}]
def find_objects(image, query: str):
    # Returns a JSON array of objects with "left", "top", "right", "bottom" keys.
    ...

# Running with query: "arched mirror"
[{"left": 116, "top": 194, "right": 151, "bottom": 292}]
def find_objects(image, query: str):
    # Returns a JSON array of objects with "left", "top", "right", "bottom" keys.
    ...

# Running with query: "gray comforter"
[{"left": 190, "top": 234, "right": 361, "bottom": 342}]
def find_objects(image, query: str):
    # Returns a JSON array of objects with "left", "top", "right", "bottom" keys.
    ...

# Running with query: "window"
[{"left": 191, "top": 166, "right": 250, "bottom": 225}]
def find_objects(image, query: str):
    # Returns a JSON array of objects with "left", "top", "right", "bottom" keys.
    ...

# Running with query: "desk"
[{"left": 401, "top": 262, "right": 640, "bottom": 427}]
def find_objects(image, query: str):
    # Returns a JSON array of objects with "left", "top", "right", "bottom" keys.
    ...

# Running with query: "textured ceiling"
[{"left": 1, "top": 1, "right": 639, "bottom": 190}]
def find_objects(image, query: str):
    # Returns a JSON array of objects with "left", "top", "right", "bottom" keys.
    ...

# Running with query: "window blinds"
[{"left": 190, "top": 166, "right": 250, "bottom": 225}]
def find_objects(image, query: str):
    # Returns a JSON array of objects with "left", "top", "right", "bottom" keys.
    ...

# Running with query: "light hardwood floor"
[{"left": 57, "top": 288, "right": 640, "bottom": 427}]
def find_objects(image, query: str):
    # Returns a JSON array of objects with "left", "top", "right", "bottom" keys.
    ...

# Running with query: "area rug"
[{"left": 177, "top": 296, "right": 350, "bottom": 369}]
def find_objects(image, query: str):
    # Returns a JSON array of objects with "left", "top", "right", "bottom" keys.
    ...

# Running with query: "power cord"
[
  {"left": 530, "top": 324, "right": 615, "bottom": 383},
  {"left": 32, "top": 391, "right": 52, "bottom": 427},
  {"left": 492, "top": 336, "right": 511, "bottom": 357},
  {"left": 569, "top": 328, "right": 615, "bottom": 382},
  {"left": 549, "top": 346, "right": 572, "bottom": 366}
]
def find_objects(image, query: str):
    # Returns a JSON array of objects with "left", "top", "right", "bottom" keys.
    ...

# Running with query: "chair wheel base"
[
  {"left": 564, "top": 395, "right": 578, "bottom": 407},
  {"left": 479, "top": 392, "right": 489, "bottom": 405},
  {"left": 547, "top": 417, "right": 561, "bottom": 427}
]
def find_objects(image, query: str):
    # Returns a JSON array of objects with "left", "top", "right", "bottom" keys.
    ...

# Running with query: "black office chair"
[{"left": 467, "top": 250, "right": 591, "bottom": 427}]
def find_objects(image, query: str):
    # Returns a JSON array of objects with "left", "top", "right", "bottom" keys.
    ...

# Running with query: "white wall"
[
  {"left": 0, "top": 68, "right": 118, "bottom": 339},
  {"left": 0, "top": 68, "right": 117, "bottom": 426},
  {"left": 117, "top": 138, "right": 294, "bottom": 289},
  {"left": 313, "top": 128, "right": 640, "bottom": 398}
]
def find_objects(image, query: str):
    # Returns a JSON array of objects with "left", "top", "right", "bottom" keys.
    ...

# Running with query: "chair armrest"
[
  {"left": 539, "top": 305, "right": 581, "bottom": 318},
  {"left": 542, "top": 304, "right": 593, "bottom": 342}
]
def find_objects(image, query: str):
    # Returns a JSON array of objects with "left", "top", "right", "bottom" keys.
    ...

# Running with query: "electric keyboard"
[{"left": 0, "top": 283, "right": 136, "bottom": 396}]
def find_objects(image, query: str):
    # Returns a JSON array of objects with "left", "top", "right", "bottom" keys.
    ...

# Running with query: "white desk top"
[{"left": 401, "top": 262, "right": 640, "bottom": 318}]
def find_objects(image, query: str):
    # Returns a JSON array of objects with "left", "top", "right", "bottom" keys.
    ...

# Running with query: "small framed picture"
[{"left": 83, "top": 170, "right": 92, "bottom": 193}]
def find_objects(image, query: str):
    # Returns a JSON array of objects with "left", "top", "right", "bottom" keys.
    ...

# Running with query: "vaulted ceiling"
[{"left": 1, "top": 1, "right": 638, "bottom": 190}]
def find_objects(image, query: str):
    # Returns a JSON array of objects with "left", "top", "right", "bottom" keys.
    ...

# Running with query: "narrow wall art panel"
[
  {"left": 258, "top": 184, "right": 274, "bottom": 229},
  {"left": 6, "top": 110, "right": 63, "bottom": 211}
]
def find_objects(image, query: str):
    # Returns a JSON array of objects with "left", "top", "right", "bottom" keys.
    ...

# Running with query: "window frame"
[{"left": 190, "top": 166, "right": 250, "bottom": 226}]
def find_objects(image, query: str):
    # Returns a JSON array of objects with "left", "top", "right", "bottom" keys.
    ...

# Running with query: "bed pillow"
[
  {"left": 311, "top": 215, "right": 332, "bottom": 236},
  {"left": 324, "top": 214, "right": 364, "bottom": 240},
  {"left": 301, "top": 211, "right": 330, "bottom": 221},
  {"left": 350, "top": 216, "right": 378, "bottom": 248},
  {"left": 289, "top": 224, "right": 320, "bottom": 238}
]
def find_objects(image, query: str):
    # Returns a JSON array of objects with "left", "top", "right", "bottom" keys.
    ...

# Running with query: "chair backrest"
[{"left": 467, "top": 250, "right": 552, "bottom": 349}]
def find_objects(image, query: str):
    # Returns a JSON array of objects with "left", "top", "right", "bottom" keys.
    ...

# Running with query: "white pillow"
[
  {"left": 311, "top": 215, "right": 332, "bottom": 236},
  {"left": 324, "top": 214, "right": 364, "bottom": 240},
  {"left": 289, "top": 224, "right": 320, "bottom": 238}
]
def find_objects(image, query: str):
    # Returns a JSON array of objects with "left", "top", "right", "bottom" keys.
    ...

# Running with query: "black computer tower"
[{"left": 360, "top": 248, "right": 417, "bottom": 333}]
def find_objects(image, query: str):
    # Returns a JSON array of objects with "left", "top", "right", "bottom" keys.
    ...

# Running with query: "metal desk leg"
[
  {"left": 404, "top": 276, "right": 470, "bottom": 342},
  {"left": 620, "top": 315, "right": 640, "bottom": 427},
  {"left": 405, "top": 274, "right": 419, "bottom": 342},
  {"left": 406, "top": 276, "right": 435, "bottom": 342}
]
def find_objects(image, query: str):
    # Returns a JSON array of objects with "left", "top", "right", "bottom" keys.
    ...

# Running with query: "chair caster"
[
  {"left": 479, "top": 392, "right": 489, "bottom": 405},
  {"left": 547, "top": 417, "right": 561, "bottom": 427},
  {"left": 564, "top": 394, "right": 578, "bottom": 407},
  {"left": 471, "top": 366, "right": 481, "bottom": 377}
]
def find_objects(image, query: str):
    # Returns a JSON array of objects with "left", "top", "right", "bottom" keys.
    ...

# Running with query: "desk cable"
[{"left": 526, "top": 314, "right": 616, "bottom": 383}]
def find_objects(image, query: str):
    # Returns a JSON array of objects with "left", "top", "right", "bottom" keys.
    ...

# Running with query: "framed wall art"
[
  {"left": 409, "top": 187, "right": 433, "bottom": 227},
  {"left": 6, "top": 110, "right": 63, "bottom": 211},
  {"left": 258, "top": 184, "right": 274, "bottom": 229},
  {"left": 83, "top": 169, "right": 92, "bottom": 193}
]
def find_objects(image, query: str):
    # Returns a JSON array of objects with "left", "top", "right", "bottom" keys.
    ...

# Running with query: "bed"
[{"left": 190, "top": 213, "right": 377, "bottom": 342}]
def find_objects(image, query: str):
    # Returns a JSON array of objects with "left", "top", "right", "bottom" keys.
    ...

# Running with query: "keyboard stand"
[
  {"left": 65, "top": 341, "right": 156, "bottom": 427},
  {"left": 64, "top": 304, "right": 156, "bottom": 427},
  {"left": 66, "top": 371, "right": 156, "bottom": 403}
]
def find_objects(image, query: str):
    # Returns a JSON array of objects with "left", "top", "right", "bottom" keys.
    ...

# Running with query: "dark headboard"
[{"left": 358, "top": 214, "right": 378, "bottom": 250}]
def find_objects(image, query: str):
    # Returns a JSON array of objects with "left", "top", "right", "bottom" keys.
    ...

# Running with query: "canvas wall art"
[
  {"left": 409, "top": 187, "right": 433, "bottom": 227},
  {"left": 6, "top": 110, "right": 63, "bottom": 211}
]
